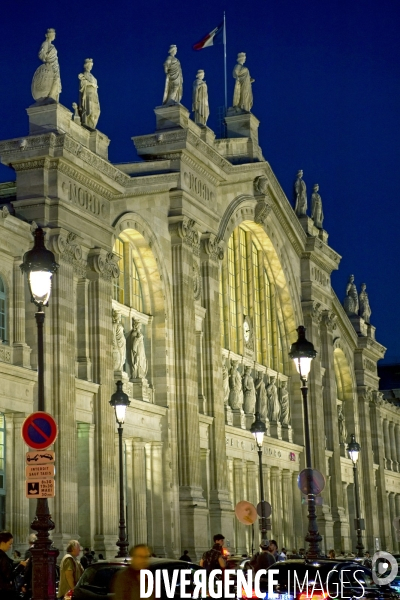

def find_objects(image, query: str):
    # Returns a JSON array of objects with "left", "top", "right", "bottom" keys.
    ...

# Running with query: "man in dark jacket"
[
  {"left": 199, "top": 534, "right": 226, "bottom": 572},
  {"left": 250, "top": 543, "right": 276, "bottom": 574},
  {"left": 179, "top": 550, "right": 192, "bottom": 562},
  {"left": 112, "top": 544, "right": 154, "bottom": 600},
  {"left": 0, "top": 531, "right": 27, "bottom": 600}
]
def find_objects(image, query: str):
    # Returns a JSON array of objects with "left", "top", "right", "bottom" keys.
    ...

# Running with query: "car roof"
[{"left": 92, "top": 557, "right": 197, "bottom": 566}]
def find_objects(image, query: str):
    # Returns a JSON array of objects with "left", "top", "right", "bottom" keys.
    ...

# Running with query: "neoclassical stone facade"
[{"left": 0, "top": 95, "right": 399, "bottom": 560}]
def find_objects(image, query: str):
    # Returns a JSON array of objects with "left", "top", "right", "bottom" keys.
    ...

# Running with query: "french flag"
[{"left": 193, "top": 21, "right": 224, "bottom": 50}]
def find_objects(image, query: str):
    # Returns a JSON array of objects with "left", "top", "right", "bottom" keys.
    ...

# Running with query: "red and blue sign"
[{"left": 21, "top": 412, "right": 58, "bottom": 450}]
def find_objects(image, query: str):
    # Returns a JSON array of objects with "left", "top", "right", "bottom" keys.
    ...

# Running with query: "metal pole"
[
  {"left": 257, "top": 446, "right": 268, "bottom": 545},
  {"left": 116, "top": 425, "right": 129, "bottom": 557},
  {"left": 353, "top": 463, "right": 364, "bottom": 558},
  {"left": 31, "top": 310, "right": 59, "bottom": 600},
  {"left": 301, "top": 383, "right": 322, "bottom": 559}
]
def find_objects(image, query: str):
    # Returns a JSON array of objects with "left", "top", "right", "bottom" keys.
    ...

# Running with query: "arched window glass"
[
  {"left": 264, "top": 269, "right": 273, "bottom": 365},
  {"left": 131, "top": 257, "right": 143, "bottom": 313},
  {"left": 0, "top": 413, "right": 5, "bottom": 530},
  {"left": 219, "top": 269, "right": 225, "bottom": 348},
  {"left": 252, "top": 243, "right": 262, "bottom": 364},
  {"left": 0, "top": 277, "right": 6, "bottom": 343},
  {"left": 227, "top": 235, "right": 238, "bottom": 352},
  {"left": 240, "top": 228, "right": 249, "bottom": 316},
  {"left": 113, "top": 239, "right": 124, "bottom": 304}
]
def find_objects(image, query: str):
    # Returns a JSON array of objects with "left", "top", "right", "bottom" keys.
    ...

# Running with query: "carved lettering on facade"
[
  {"left": 62, "top": 181, "right": 107, "bottom": 219},
  {"left": 364, "top": 358, "right": 376, "bottom": 373},
  {"left": 311, "top": 267, "right": 329, "bottom": 287},
  {"left": 183, "top": 172, "right": 214, "bottom": 204}
]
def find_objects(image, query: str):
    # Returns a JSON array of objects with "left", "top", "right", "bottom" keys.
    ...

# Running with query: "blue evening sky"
[{"left": 0, "top": 0, "right": 399, "bottom": 362}]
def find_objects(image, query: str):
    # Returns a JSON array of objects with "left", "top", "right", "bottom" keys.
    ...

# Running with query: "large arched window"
[
  {"left": 0, "top": 277, "right": 6, "bottom": 343},
  {"left": 220, "top": 225, "right": 285, "bottom": 373},
  {"left": 112, "top": 238, "right": 144, "bottom": 313}
]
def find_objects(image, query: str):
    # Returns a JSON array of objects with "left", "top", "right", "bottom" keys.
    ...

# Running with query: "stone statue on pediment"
[
  {"left": 163, "top": 45, "right": 183, "bottom": 104},
  {"left": 229, "top": 360, "right": 243, "bottom": 410},
  {"left": 242, "top": 366, "right": 256, "bottom": 414},
  {"left": 222, "top": 358, "right": 230, "bottom": 405},
  {"left": 255, "top": 371, "right": 267, "bottom": 421},
  {"left": 129, "top": 318, "right": 148, "bottom": 379},
  {"left": 32, "top": 28, "right": 61, "bottom": 102},
  {"left": 311, "top": 184, "right": 324, "bottom": 229},
  {"left": 343, "top": 274, "right": 359, "bottom": 315},
  {"left": 337, "top": 405, "right": 347, "bottom": 444},
  {"left": 232, "top": 53, "right": 254, "bottom": 112},
  {"left": 78, "top": 58, "right": 100, "bottom": 129},
  {"left": 266, "top": 376, "right": 280, "bottom": 422},
  {"left": 192, "top": 70, "right": 209, "bottom": 126},
  {"left": 280, "top": 380, "right": 290, "bottom": 426},
  {"left": 112, "top": 309, "right": 126, "bottom": 372},
  {"left": 359, "top": 283, "right": 371, "bottom": 323},
  {"left": 294, "top": 170, "right": 307, "bottom": 216}
]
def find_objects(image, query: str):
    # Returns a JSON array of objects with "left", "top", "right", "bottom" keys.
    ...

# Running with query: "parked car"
[
  {"left": 63, "top": 557, "right": 204, "bottom": 599},
  {"left": 252, "top": 559, "right": 400, "bottom": 600}
]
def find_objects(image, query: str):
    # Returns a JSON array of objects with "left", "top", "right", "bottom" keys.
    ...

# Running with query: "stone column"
[
  {"left": 76, "top": 278, "right": 92, "bottom": 381},
  {"left": 6, "top": 414, "right": 29, "bottom": 547},
  {"left": 233, "top": 459, "right": 247, "bottom": 554},
  {"left": 389, "top": 423, "right": 398, "bottom": 472},
  {"left": 195, "top": 330, "right": 206, "bottom": 414},
  {"left": 282, "top": 470, "right": 294, "bottom": 549},
  {"left": 200, "top": 234, "right": 233, "bottom": 538},
  {"left": 342, "top": 483, "right": 350, "bottom": 553},
  {"left": 77, "top": 423, "right": 95, "bottom": 548},
  {"left": 395, "top": 495, "right": 400, "bottom": 552},
  {"left": 270, "top": 467, "right": 282, "bottom": 541},
  {"left": 87, "top": 247, "right": 119, "bottom": 557},
  {"left": 389, "top": 492, "right": 396, "bottom": 552},
  {"left": 12, "top": 258, "right": 31, "bottom": 367},
  {"left": 150, "top": 442, "right": 166, "bottom": 556},
  {"left": 168, "top": 218, "right": 206, "bottom": 553},
  {"left": 292, "top": 472, "right": 304, "bottom": 550},
  {"left": 132, "top": 440, "right": 147, "bottom": 545},
  {"left": 383, "top": 419, "right": 392, "bottom": 470},
  {"left": 247, "top": 461, "right": 258, "bottom": 549}
]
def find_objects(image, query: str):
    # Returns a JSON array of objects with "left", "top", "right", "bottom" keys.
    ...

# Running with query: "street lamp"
[
  {"left": 347, "top": 433, "right": 364, "bottom": 557},
  {"left": 250, "top": 410, "right": 269, "bottom": 545},
  {"left": 289, "top": 325, "right": 322, "bottom": 559},
  {"left": 110, "top": 380, "right": 131, "bottom": 557},
  {"left": 20, "top": 226, "right": 59, "bottom": 600}
]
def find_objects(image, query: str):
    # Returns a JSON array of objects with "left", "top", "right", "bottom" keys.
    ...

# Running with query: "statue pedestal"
[
  {"left": 225, "top": 405, "right": 233, "bottom": 426},
  {"left": 281, "top": 424, "right": 293, "bottom": 443},
  {"left": 348, "top": 314, "right": 368, "bottom": 337},
  {"left": 89, "top": 130, "right": 110, "bottom": 160},
  {"left": 269, "top": 421, "right": 282, "bottom": 440},
  {"left": 199, "top": 125, "right": 215, "bottom": 146},
  {"left": 224, "top": 108, "right": 263, "bottom": 162},
  {"left": 131, "top": 377, "right": 153, "bottom": 403},
  {"left": 298, "top": 215, "right": 318, "bottom": 236},
  {"left": 245, "top": 413, "right": 255, "bottom": 430},
  {"left": 231, "top": 408, "right": 246, "bottom": 429},
  {"left": 114, "top": 370, "right": 128, "bottom": 383},
  {"left": 318, "top": 228, "right": 329, "bottom": 244},
  {"left": 154, "top": 103, "right": 190, "bottom": 130}
]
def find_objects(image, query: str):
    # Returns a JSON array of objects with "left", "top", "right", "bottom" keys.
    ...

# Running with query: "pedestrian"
[
  {"left": 250, "top": 543, "right": 276, "bottom": 574},
  {"left": 363, "top": 552, "right": 372, "bottom": 569},
  {"left": 279, "top": 547, "right": 287, "bottom": 561},
  {"left": 111, "top": 544, "right": 153, "bottom": 600},
  {"left": 12, "top": 551, "right": 21, "bottom": 560},
  {"left": 90, "top": 550, "right": 98, "bottom": 563},
  {"left": 328, "top": 549, "right": 336, "bottom": 559},
  {"left": 57, "top": 540, "right": 83, "bottom": 599},
  {"left": 290, "top": 549, "right": 300, "bottom": 558},
  {"left": 298, "top": 548, "right": 306, "bottom": 558},
  {"left": 179, "top": 550, "right": 192, "bottom": 562},
  {"left": 98, "top": 553, "right": 104, "bottom": 560},
  {"left": 0, "top": 531, "right": 27, "bottom": 600},
  {"left": 199, "top": 534, "right": 226, "bottom": 572},
  {"left": 267, "top": 540, "right": 280, "bottom": 561},
  {"left": 80, "top": 548, "right": 93, "bottom": 570}
]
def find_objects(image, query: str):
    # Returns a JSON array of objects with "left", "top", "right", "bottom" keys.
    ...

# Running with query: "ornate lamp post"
[
  {"left": 20, "top": 226, "right": 59, "bottom": 600},
  {"left": 250, "top": 410, "right": 269, "bottom": 545},
  {"left": 289, "top": 325, "right": 322, "bottom": 558},
  {"left": 347, "top": 433, "right": 364, "bottom": 557},
  {"left": 110, "top": 380, "right": 131, "bottom": 557}
]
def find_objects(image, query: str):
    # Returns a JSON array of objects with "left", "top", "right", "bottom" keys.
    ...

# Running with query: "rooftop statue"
[
  {"left": 232, "top": 52, "right": 254, "bottom": 112},
  {"left": 343, "top": 274, "right": 359, "bottom": 315},
  {"left": 32, "top": 28, "right": 62, "bottom": 102},
  {"left": 192, "top": 70, "right": 209, "bottom": 126},
  {"left": 78, "top": 58, "right": 100, "bottom": 130},
  {"left": 311, "top": 183, "right": 324, "bottom": 229},
  {"left": 359, "top": 283, "right": 372, "bottom": 323},
  {"left": 163, "top": 45, "right": 183, "bottom": 105},
  {"left": 294, "top": 170, "right": 307, "bottom": 216}
]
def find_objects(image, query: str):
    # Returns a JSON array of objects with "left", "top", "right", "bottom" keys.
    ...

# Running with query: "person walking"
[
  {"left": 112, "top": 544, "right": 154, "bottom": 600},
  {"left": 57, "top": 541, "right": 83, "bottom": 599},
  {"left": 0, "top": 531, "right": 27, "bottom": 600},
  {"left": 80, "top": 548, "right": 93, "bottom": 570},
  {"left": 199, "top": 534, "right": 226, "bottom": 572},
  {"left": 179, "top": 550, "right": 192, "bottom": 562},
  {"left": 268, "top": 540, "right": 280, "bottom": 561},
  {"left": 328, "top": 549, "right": 336, "bottom": 559},
  {"left": 250, "top": 543, "right": 276, "bottom": 574}
]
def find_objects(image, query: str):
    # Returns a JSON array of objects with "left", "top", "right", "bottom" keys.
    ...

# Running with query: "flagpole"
[{"left": 223, "top": 11, "right": 227, "bottom": 111}]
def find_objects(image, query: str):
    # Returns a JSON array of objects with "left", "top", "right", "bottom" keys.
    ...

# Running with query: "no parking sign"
[{"left": 21, "top": 412, "right": 58, "bottom": 450}]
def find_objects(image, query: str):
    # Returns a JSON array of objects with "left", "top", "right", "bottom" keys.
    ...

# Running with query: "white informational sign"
[
  {"left": 26, "top": 464, "right": 55, "bottom": 478},
  {"left": 25, "top": 478, "right": 55, "bottom": 499}
]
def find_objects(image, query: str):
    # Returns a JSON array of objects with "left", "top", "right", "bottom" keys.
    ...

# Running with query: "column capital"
[
  {"left": 302, "top": 300, "right": 323, "bottom": 325},
  {"left": 88, "top": 247, "right": 119, "bottom": 280},
  {"left": 47, "top": 227, "right": 86, "bottom": 277},
  {"left": 168, "top": 217, "right": 200, "bottom": 256},
  {"left": 321, "top": 310, "right": 337, "bottom": 332},
  {"left": 200, "top": 232, "right": 224, "bottom": 263}
]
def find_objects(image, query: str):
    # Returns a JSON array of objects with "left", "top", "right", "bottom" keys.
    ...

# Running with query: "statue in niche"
[
  {"left": 228, "top": 360, "right": 243, "bottom": 410},
  {"left": 311, "top": 184, "right": 324, "bottom": 229},
  {"left": 280, "top": 380, "right": 291, "bottom": 426},
  {"left": 266, "top": 376, "right": 280, "bottom": 422},
  {"left": 129, "top": 319, "right": 148, "bottom": 379},
  {"left": 343, "top": 274, "right": 359, "bottom": 315},
  {"left": 192, "top": 70, "right": 209, "bottom": 126},
  {"left": 78, "top": 58, "right": 100, "bottom": 129},
  {"left": 222, "top": 359, "right": 230, "bottom": 406},
  {"left": 359, "top": 283, "right": 372, "bottom": 323},
  {"left": 112, "top": 309, "right": 126, "bottom": 372},
  {"left": 232, "top": 52, "right": 254, "bottom": 112},
  {"left": 254, "top": 371, "right": 267, "bottom": 421},
  {"left": 163, "top": 45, "right": 183, "bottom": 104},
  {"left": 242, "top": 366, "right": 256, "bottom": 414},
  {"left": 294, "top": 170, "right": 307, "bottom": 216},
  {"left": 337, "top": 405, "right": 347, "bottom": 444},
  {"left": 31, "top": 28, "right": 61, "bottom": 102}
]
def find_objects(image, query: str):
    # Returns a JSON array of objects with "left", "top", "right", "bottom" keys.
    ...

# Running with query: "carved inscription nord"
[
  {"left": 62, "top": 181, "right": 107, "bottom": 219},
  {"left": 183, "top": 172, "right": 214, "bottom": 203}
]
